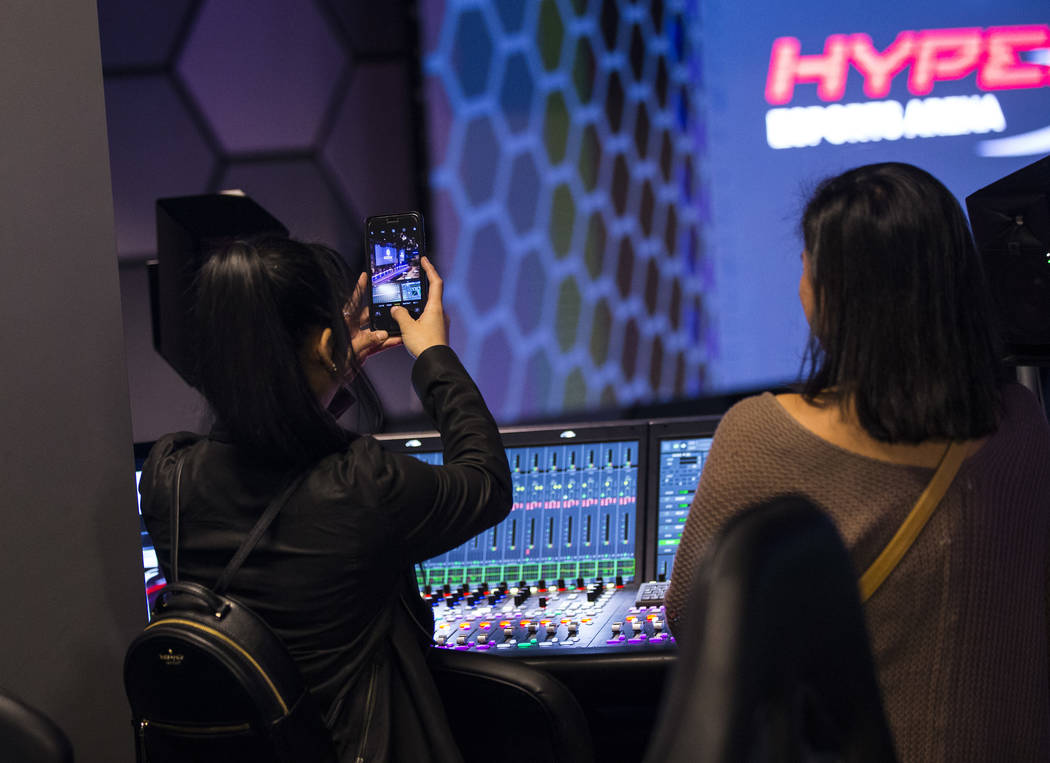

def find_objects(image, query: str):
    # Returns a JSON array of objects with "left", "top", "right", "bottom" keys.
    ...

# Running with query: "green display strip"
[{"left": 422, "top": 556, "right": 638, "bottom": 588}]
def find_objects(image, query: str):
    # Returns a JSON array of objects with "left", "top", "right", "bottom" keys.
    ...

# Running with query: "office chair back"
[
  {"left": 428, "top": 648, "right": 595, "bottom": 763},
  {"left": 644, "top": 495, "right": 897, "bottom": 763},
  {"left": 0, "top": 687, "right": 74, "bottom": 763}
]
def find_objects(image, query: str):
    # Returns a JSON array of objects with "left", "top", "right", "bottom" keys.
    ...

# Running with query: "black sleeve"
[
  {"left": 341, "top": 345, "right": 512, "bottom": 566},
  {"left": 137, "top": 431, "right": 204, "bottom": 582}
]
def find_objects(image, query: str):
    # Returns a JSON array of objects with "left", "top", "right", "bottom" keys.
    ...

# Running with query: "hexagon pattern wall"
[
  {"left": 421, "top": 0, "right": 710, "bottom": 422},
  {"left": 101, "top": 0, "right": 422, "bottom": 270}
]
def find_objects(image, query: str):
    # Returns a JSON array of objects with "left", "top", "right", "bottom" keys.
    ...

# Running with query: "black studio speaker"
[
  {"left": 966, "top": 155, "right": 1050, "bottom": 364},
  {"left": 152, "top": 193, "right": 287, "bottom": 386}
]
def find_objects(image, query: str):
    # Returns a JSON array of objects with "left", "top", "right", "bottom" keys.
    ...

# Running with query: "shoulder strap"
[
  {"left": 858, "top": 441, "right": 969, "bottom": 602},
  {"left": 169, "top": 454, "right": 186, "bottom": 583},
  {"left": 167, "top": 452, "right": 308, "bottom": 595},
  {"left": 213, "top": 471, "right": 310, "bottom": 595}
]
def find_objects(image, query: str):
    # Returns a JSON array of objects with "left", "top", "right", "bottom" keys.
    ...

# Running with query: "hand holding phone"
[
  {"left": 391, "top": 257, "right": 448, "bottom": 358},
  {"left": 347, "top": 272, "right": 403, "bottom": 366},
  {"left": 366, "top": 211, "right": 427, "bottom": 335}
]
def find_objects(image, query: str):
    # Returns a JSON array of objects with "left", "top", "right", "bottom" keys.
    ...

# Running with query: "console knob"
[
  {"left": 477, "top": 633, "right": 488, "bottom": 645},
  {"left": 557, "top": 578, "right": 566, "bottom": 590},
  {"left": 456, "top": 635, "right": 467, "bottom": 646},
  {"left": 575, "top": 577, "right": 585, "bottom": 590},
  {"left": 567, "top": 621, "right": 579, "bottom": 635},
  {"left": 487, "top": 594, "right": 497, "bottom": 606},
  {"left": 537, "top": 579, "right": 547, "bottom": 591},
  {"left": 527, "top": 623, "right": 538, "bottom": 634},
  {"left": 545, "top": 623, "right": 557, "bottom": 636},
  {"left": 615, "top": 575, "right": 624, "bottom": 587},
  {"left": 611, "top": 622, "right": 622, "bottom": 634},
  {"left": 436, "top": 634, "right": 448, "bottom": 645},
  {"left": 631, "top": 620, "right": 643, "bottom": 633},
  {"left": 538, "top": 597, "right": 547, "bottom": 609}
]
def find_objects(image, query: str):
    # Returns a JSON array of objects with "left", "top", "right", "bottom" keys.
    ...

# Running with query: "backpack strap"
[
  {"left": 858, "top": 440, "right": 969, "bottom": 602},
  {"left": 213, "top": 472, "right": 309, "bottom": 595},
  {"left": 169, "top": 453, "right": 187, "bottom": 583},
  {"left": 167, "top": 451, "right": 308, "bottom": 595}
]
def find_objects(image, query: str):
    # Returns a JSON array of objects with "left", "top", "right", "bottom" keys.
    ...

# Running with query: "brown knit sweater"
[{"left": 664, "top": 384, "right": 1050, "bottom": 761}]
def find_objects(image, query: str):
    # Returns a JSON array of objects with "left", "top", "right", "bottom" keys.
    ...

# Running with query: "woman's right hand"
[{"left": 391, "top": 257, "right": 449, "bottom": 358}]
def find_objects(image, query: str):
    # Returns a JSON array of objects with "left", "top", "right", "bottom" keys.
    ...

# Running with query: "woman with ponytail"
[{"left": 139, "top": 235, "right": 511, "bottom": 761}]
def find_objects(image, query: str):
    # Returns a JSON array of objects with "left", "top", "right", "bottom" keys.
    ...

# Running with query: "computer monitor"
[
  {"left": 377, "top": 421, "right": 648, "bottom": 589},
  {"left": 645, "top": 416, "right": 722, "bottom": 582},
  {"left": 134, "top": 441, "right": 165, "bottom": 619}
]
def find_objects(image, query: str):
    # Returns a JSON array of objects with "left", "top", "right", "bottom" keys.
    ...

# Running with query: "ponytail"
[{"left": 194, "top": 237, "right": 368, "bottom": 466}]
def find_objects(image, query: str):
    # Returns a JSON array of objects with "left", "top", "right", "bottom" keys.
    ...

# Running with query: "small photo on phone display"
[{"left": 366, "top": 211, "right": 426, "bottom": 333}]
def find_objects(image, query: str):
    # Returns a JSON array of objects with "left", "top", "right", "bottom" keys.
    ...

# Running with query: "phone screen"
[{"left": 366, "top": 212, "right": 426, "bottom": 334}]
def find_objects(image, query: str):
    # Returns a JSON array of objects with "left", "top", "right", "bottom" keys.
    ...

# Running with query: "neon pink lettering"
[
  {"left": 909, "top": 28, "right": 982, "bottom": 95},
  {"left": 979, "top": 26, "right": 1050, "bottom": 90},
  {"left": 765, "top": 35, "right": 850, "bottom": 104},
  {"left": 849, "top": 32, "right": 916, "bottom": 98}
]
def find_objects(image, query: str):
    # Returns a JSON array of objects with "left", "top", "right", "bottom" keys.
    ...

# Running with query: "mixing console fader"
[{"left": 424, "top": 579, "right": 675, "bottom": 655}]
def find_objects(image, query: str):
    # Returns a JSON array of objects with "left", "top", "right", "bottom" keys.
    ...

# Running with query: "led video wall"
[{"left": 420, "top": 0, "right": 1049, "bottom": 416}]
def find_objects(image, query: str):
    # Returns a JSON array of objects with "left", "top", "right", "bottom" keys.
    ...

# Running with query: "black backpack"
[{"left": 124, "top": 458, "right": 336, "bottom": 762}]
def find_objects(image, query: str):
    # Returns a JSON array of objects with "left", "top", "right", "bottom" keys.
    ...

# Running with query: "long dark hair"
[
  {"left": 800, "top": 162, "right": 1003, "bottom": 443},
  {"left": 194, "top": 235, "right": 380, "bottom": 466}
]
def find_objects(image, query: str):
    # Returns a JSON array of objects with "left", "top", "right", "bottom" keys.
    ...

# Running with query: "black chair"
[
  {"left": 644, "top": 495, "right": 897, "bottom": 763},
  {"left": 0, "top": 687, "right": 74, "bottom": 763},
  {"left": 428, "top": 648, "right": 595, "bottom": 763}
]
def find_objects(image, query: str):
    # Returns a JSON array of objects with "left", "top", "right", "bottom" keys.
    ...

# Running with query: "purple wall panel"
[{"left": 178, "top": 0, "right": 346, "bottom": 152}]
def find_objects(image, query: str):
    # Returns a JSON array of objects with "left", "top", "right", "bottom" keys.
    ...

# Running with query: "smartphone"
[{"left": 365, "top": 211, "right": 427, "bottom": 335}]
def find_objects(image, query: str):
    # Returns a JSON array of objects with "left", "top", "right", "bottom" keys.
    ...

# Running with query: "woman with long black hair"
[
  {"left": 139, "top": 236, "right": 511, "bottom": 761},
  {"left": 666, "top": 163, "right": 1050, "bottom": 760}
]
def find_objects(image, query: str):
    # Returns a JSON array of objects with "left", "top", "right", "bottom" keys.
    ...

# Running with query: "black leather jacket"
[{"left": 140, "top": 346, "right": 512, "bottom": 761}]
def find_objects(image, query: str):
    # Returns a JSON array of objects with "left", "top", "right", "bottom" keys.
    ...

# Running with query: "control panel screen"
[
  {"left": 653, "top": 435, "right": 714, "bottom": 581},
  {"left": 402, "top": 439, "right": 641, "bottom": 588}
]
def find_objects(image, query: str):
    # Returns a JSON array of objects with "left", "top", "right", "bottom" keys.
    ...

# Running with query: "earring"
[{"left": 328, "top": 361, "right": 339, "bottom": 375}]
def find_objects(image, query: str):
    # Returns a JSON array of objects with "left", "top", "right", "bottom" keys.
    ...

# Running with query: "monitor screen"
[
  {"left": 377, "top": 421, "right": 647, "bottom": 589},
  {"left": 134, "top": 441, "right": 165, "bottom": 619},
  {"left": 646, "top": 416, "right": 722, "bottom": 581}
]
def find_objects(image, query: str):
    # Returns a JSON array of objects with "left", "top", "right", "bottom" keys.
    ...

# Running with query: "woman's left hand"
[{"left": 345, "top": 272, "right": 402, "bottom": 373}]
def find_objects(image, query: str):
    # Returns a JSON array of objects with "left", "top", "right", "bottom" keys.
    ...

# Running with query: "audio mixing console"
[{"left": 424, "top": 578, "right": 674, "bottom": 655}]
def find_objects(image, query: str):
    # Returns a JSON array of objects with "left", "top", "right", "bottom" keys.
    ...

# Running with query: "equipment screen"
[
  {"left": 645, "top": 416, "right": 721, "bottom": 580},
  {"left": 381, "top": 425, "right": 646, "bottom": 588},
  {"left": 653, "top": 435, "right": 715, "bottom": 580}
]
